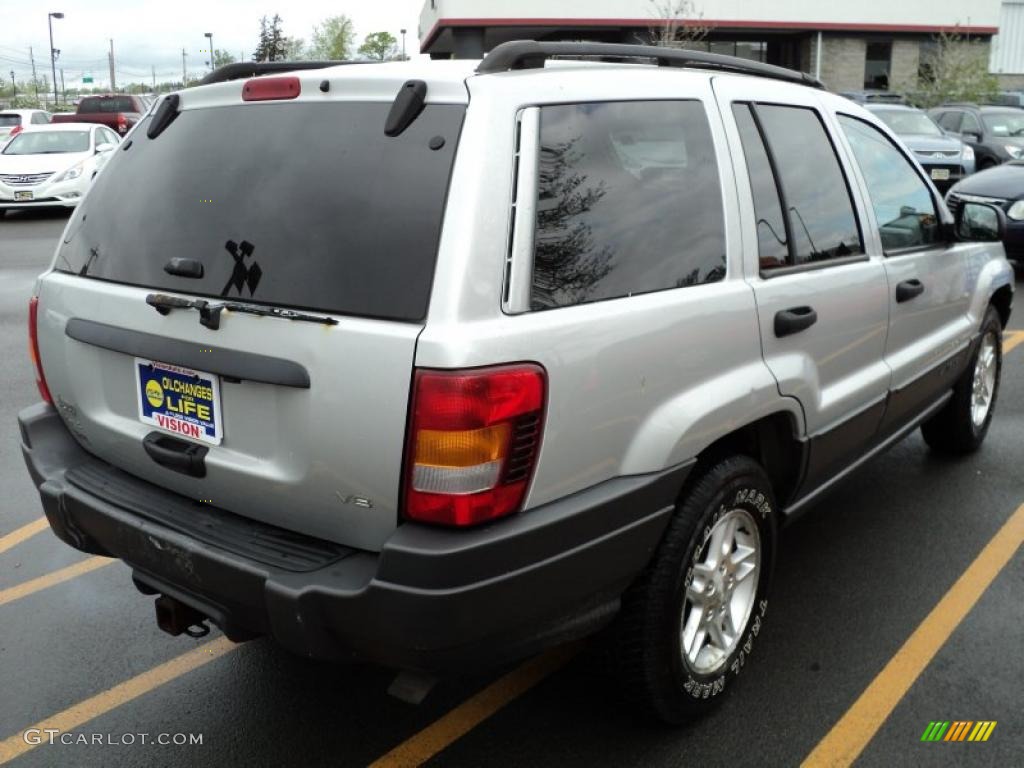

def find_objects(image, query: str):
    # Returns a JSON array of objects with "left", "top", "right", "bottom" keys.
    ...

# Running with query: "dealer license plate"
[
  {"left": 14, "top": 190, "right": 33, "bottom": 201},
  {"left": 930, "top": 168, "right": 950, "bottom": 181},
  {"left": 135, "top": 359, "right": 222, "bottom": 445}
]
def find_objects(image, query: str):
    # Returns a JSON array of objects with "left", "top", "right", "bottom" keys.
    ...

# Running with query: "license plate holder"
[
  {"left": 930, "top": 168, "right": 950, "bottom": 181},
  {"left": 13, "top": 190, "right": 33, "bottom": 201},
  {"left": 135, "top": 359, "right": 222, "bottom": 445}
]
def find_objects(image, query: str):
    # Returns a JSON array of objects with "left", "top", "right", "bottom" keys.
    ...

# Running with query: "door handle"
[
  {"left": 142, "top": 432, "right": 208, "bottom": 477},
  {"left": 896, "top": 279, "right": 925, "bottom": 303},
  {"left": 774, "top": 306, "right": 818, "bottom": 337}
]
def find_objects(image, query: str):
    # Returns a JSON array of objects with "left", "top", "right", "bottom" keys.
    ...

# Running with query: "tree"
[
  {"left": 645, "top": 0, "right": 712, "bottom": 49},
  {"left": 914, "top": 29, "right": 999, "bottom": 107},
  {"left": 213, "top": 49, "right": 237, "bottom": 68},
  {"left": 309, "top": 15, "right": 355, "bottom": 60},
  {"left": 252, "top": 15, "right": 288, "bottom": 62},
  {"left": 358, "top": 31, "right": 398, "bottom": 61},
  {"left": 282, "top": 37, "right": 307, "bottom": 61}
]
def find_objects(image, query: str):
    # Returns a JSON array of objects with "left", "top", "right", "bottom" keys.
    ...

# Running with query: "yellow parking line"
[
  {"left": 0, "top": 518, "right": 49, "bottom": 555},
  {"left": 368, "top": 644, "right": 579, "bottom": 768},
  {"left": 0, "top": 557, "right": 113, "bottom": 607},
  {"left": 802, "top": 501, "right": 1024, "bottom": 768},
  {"left": 1004, "top": 330, "right": 1024, "bottom": 355},
  {"left": 0, "top": 635, "right": 236, "bottom": 764}
]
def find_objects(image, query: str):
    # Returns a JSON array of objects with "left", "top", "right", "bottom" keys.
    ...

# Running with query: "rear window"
[
  {"left": 0, "top": 114, "right": 21, "bottom": 126},
  {"left": 56, "top": 101, "right": 465, "bottom": 322},
  {"left": 79, "top": 97, "right": 137, "bottom": 113}
]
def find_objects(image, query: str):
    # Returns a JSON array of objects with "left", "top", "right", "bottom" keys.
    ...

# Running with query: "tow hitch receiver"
[{"left": 154, "top": 595, "right": 211, "bottom": 638}]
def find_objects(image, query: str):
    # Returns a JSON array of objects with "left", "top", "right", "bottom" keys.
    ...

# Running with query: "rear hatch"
[{"left": 34, "top": 77, "right": 466, "bottom": 550}]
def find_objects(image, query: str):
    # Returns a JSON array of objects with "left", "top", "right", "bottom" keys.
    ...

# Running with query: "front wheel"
[
  {"left": 921, "top": 306, "right": 1002, "bottom": 454},
  {"left": 612, "top": 455, "right": 778, "bottom": 723}
]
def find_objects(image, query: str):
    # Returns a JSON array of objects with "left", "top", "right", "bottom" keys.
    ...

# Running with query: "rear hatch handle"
[{"left": 146, "top": 293, "right": 339, "bottom": 330}]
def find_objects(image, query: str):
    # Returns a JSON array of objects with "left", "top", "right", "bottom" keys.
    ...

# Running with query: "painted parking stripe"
[
  {"left": 0, "top": 518, "right": 49, "bottom": 555},
  {"left": 801, "top": 501, "right": 1024, "bottom": 767},
  {"left": 368, "top": 644, "right": 579, "bottom": 768},
  {"left": 0, "top": 635, "right": 235, "bottom": 764},
  {"left": 1004, "top": 330, "right": 1024, "bottom": 355},
  {"left": 0, "top": 557, "right": 113, "bottom": 607}
]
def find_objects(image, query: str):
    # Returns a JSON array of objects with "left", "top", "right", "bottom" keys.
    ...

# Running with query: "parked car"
[
  {"left": 867, "top": 104, "right": 974, "bottom": 191},
  {"left": 989, "top": 91, "right": 1024, "bottom": 108},
  {"left": 19, "top": 44, "right": 1013, "bottom": 724},
  {"left": 838, "top": 90, "right": 908, "bottom": 105},
  {"left": 928, "top": 104, "right": 1024, "bottom": 169},
  {"left": 50, "top": 94, "right": 146, "bottom": 136},
  {"left": 946, "top": 160, "right": 1024, "bottom": 264},
  {"left": 0, "top": 109, "right": 52, "bottom": 144},
  {"left": 0, "top": 123, "right": 120, "bottom": 213}
]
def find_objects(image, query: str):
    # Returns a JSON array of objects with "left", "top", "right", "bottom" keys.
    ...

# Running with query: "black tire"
[
  {"left": 921, "top": 306, "right": 1003, "bottom": 454},
  {"left": 612, "top": 455, "right": 778, "bottom": 724},
  {"left": 979, "top": 159, "right": 999, "bottom": 171}
]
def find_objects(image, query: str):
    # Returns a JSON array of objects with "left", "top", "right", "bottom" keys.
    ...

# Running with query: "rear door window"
[
  {"left": 79, "top": 97, "right": 138, "bottom": 113},
  {"left": 740, "top": 104, "right": 863, "bottom": 267},
  {"left": 55, "top": 101, "right": 465, "bottom": 322},
  {"left": 531, "top": 100, "right": 726, "bottom": 310}
]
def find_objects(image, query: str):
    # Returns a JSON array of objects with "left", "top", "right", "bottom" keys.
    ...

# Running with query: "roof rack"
[
  {"left": 198, "top": 60, "right": 364, "bottom": 86},
  {"left": 476, "top": 40, "right": 825, "bottom": 89}
]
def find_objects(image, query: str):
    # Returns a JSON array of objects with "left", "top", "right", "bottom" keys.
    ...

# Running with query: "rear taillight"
[
  {"left": 404, "top": 365, "right": 546, "bottom": 527},
  {"left": 10, "top": 125, "right": 22, "bottom": 137},
  {"left": 28, "top": 297, "right": 53, "bottom": 404},
  {"left": 116, "top": 113, "right": 127, "bottom": 131}
]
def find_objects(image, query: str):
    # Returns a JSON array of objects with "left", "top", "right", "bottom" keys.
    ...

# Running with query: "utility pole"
[
  {"left": 60, "top": 68, "right": 65, "bottom": 104},
  {"left": 48, "top": 12, "right": 64, "bottom": 107},
  {"left": 181, "top": 48, "right": 187, "bottom": 88},
  {"left": 401, "top": 29, "right": 407, "bottom": 61},
  {"left": 9, "top": 70, "right": 15, "bottom": 100},
  {"left": 29, "top": 46, "right": 39, "bottom": 100},
  {"left": 108, "top": 39, "right": 115, "bottom": 91},
  {"left": 151, "top": 65, "right": 156, "bottom": 91}
]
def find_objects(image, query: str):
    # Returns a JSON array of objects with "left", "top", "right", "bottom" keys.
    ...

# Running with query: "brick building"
[{"left": 418, "top": 0, "right": 1003, "bottom": 93}]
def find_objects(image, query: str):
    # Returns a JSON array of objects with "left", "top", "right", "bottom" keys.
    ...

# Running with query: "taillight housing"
[
  {"left": 28, "top": 297, "right": 53, "bottom": 404},
  {"left": 242, "top": 76, "right": 301, "bottom": 101},
  {"left": 404, "top": 365, "right": 546, "bottom": 527},
  {"left": 10, "top": 125, "right": 22, "bottom": 138},
  {"left": 116, "top": 113, "right": 127, "bottom": 132}
]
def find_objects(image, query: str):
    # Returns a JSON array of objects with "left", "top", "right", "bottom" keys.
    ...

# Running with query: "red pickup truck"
[{"left": 51, "top": 94, "right": 147, "bottom": 136}]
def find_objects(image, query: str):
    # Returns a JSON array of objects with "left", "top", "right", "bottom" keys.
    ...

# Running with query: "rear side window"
[
  {"left": 56, "top": 102, "right": 465, "bottom": 322},
  {"left": 838, "top": 115, "right": 940, "bottom": 251},
  {"left": 936, "top": 111, "right": 962, "bottom": 132},
  {"left": 732, "top": 105, "right": 789, "bottom": 269},
  {"left": 79, "top": 97, "right": 137, "bottom": 113},
  {"left": 734, "top": 103, "right": 862, "bottom": 268},
  {"left": 531, "top": 100, "right": 726, "bottom": 310},
  {"left": 0, "top": 114, "right": 20, "bottom": 126}
]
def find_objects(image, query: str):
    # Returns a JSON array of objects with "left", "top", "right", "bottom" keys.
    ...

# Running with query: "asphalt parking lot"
[{"left": 0, "top": 208, "right": 1022, "bottom": 768}]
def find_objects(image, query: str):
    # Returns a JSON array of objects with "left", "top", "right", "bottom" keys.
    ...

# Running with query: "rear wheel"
[
  {"left": 612, "top": 455, "right": 777, "bottom": 723},
  {"left": 921, "top": 306, "right": 1002, "bottom": 454}
]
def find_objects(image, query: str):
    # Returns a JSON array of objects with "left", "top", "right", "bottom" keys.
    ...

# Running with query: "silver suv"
[{"left": 19, "top": 43, "right": 1015, "bottom": 722}]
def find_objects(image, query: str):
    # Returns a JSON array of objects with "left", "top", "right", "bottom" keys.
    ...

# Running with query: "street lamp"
[
  {"left": 48, "top": 12, "right": 63, "bottom": 107},
  {"left": 204, "top": 32, "right": 214, "bottom": 71},
  {"left": 400, "top": 29, "right": 407, "bottom": 61}
]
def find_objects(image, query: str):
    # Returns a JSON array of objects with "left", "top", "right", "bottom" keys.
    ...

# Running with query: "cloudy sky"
[{"left": 0, "top": 0, "right": 426, "bottom": 89}]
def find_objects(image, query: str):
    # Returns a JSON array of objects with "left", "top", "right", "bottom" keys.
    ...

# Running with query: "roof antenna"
[{"left": 385, "top": 80, "right": 427, "bottom": 137}]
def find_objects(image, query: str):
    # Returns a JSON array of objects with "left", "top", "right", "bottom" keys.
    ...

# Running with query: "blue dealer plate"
[{"left": 135, "top": 359, "right": 222, "bottom": 445}]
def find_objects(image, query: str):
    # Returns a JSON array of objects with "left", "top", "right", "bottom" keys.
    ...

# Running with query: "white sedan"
[
  {"left": 0, "top": 123, "right": 120, "bottom": 213},
  {"left": 0, "top": 109, "right": 51, "bottom": 144}
]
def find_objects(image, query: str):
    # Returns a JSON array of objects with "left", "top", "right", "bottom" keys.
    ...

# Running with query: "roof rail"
[
  {"left": 476, "top": 40, "right": 824, "bottom": 89},
  {"left": 198, "top": 60, "right": 363, "bottom": 86}
]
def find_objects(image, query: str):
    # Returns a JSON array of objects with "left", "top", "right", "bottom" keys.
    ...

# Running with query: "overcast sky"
[{"left": 0, "top": 0, "right": 426, "bottom": 89}]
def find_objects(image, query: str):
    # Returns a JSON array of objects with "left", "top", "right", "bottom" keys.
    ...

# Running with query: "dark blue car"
[{"left": 947, "top": 160, "right": 1024, "bottom": 263}]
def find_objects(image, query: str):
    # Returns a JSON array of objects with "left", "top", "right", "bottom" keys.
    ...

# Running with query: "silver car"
[
  {"left": 867, "top": 104, "right": 975, "bottom": 191},
  {"left": 19, "top": 42, "right": 1014, "bottom": 723}
]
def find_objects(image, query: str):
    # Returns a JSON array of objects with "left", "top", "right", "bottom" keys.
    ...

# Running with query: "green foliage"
[
  {"left": 282, "top": 37, "right": 307, "bottom": 61},
  {"left": 253, "top": 14, "right": 288, "bottom": 62},
  {"left": 308, "top": 15, "right": 355, "bottom": 60},
  {"left": 914, "top": 30, "right": 999, "bottom": 108},
  {"left": 358, "top": 31, "right": 398, "bottom": 61},
  {"left": 213, "top": 49, "right": 237, "bottom": 68}
]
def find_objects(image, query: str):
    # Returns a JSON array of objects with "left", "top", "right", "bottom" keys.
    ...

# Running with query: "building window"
[{"left": 864, "top": 41, "right": 892, "bottom": 90}]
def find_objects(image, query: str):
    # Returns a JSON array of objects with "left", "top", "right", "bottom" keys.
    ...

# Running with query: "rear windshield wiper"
[{"left": 146, "top": 293, "right": 339, "bottom": 331}]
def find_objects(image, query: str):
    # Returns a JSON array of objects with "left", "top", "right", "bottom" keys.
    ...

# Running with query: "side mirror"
[
  {"left": 95, "top": 143, "right": 115, "bottom": 153},
  {"left": 956, "top": 201, "right": 1006, "bottom": 242},
  {"left": 962, "top": 130, "right": 982, "bottom": 143}
]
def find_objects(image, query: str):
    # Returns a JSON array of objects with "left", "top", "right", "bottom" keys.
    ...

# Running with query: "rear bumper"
[{"left": 19, "top": 403, "right": 689, "bottom": 673}]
